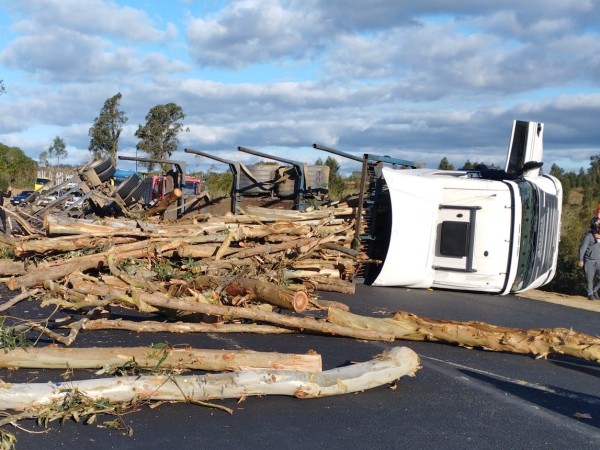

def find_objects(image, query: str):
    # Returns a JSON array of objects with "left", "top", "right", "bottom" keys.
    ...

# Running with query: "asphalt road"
[{"left": 2, "top": 284, "right": 600, "bottom": 450}]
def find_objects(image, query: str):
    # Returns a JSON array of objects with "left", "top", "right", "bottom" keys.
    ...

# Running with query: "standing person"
[
  {"left": 0, "top": 183, "right": 11, "bottom": 234},
  {"left": 578, "top": 225, "right": 600, "bottom": 300}
]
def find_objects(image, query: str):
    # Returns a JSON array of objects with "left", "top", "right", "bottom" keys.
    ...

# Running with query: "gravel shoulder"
[{"left": 516, "top": 289, "right": 600, "bottom": 313}]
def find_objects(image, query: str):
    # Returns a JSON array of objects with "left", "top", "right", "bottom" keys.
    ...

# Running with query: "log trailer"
[{"left": 318, "top": 120, "right": 563, "bottom": 295}]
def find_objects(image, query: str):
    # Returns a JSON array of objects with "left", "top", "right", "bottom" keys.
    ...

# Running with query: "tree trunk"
[
  {"left": 114, "top": 294, "right": 395, "bottom": 342},
  {"left": 0, "top": 346, "right": 419, "bottom": 411},
  {"left": 0, "top": 346, "right": 321, "bottom": 372},
  {"left": 142, "top": 188, "right": 182, "bottom": 218},
  {"left": 70, "top": 317, "right": 295, "bottom": 335},
  {"left": 327, "top": 307, "right": 600, "bottom": 363},
  {"left": 13, "top": 235, "right": 139, "bottom": 257}
]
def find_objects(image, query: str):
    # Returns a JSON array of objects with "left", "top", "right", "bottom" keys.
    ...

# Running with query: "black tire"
[
  {"left": 129, "top": 178, "right": 151, "bottom": 203},
  {"left": 87, "top": 157, "right": 113, "bottom": 175},
  {"left": 113, "top": 174, "right": 141, "bottom": 200},
  {"left": 97, "top": 165, "right": 116, "bottom": 182},
  {"left": 123, "top": 178, "right": 151, "bottom": 206}
]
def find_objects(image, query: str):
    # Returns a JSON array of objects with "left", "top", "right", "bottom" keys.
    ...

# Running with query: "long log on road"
[
  {"left": 115, "top": 294, "right": 395, "bottom": 342},
  {"left": 327, "top": 308, "right": 600, "bottom": 363},
  {"left": 0, "top": 346, "right": 322, "bottom": 372},
  {"left": 69, "top": 317, "right": 295, "bottom": 335},
  {"left": 0, "top": 346, "right": 419, "bottom": 411}
]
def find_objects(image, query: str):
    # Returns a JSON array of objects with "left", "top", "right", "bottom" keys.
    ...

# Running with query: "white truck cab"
[{"left": 360, "top": 121, "right": 562, "bottom": 294}]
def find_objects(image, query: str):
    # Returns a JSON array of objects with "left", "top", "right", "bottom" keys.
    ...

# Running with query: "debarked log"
[
  {"left": 0, "top": 346, "right": 321, "bottom": 372},
  {"left": 0, "top": 346, "right": 419, "bottom": 411},
  {"left": 327, "top": 308, "right": 600, "bottom": 363}
]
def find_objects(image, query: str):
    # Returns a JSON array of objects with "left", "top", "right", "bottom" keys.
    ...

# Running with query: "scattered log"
[
  {"left": 142, "top": 188, "right": 182, "bottom": 218},
  {"left": 0, "top": 346, "right": 419, "bottom": 411},
  {"left": 0, "top": 346, "right": 322, "bottom": 372},
  {"left": 195, "top": 276, "right": 309, "bottom": 312},
  {"left": 327, "top": 308, "right": 600, "bottom": 363},
  {"left": 69, "top": 317, "right": 295, "bottom": 335},
  {"left": 114, "top": 293, "right": 395, "bottom": 342},
  {"left": 44, "top": 215, "right": 142, "bottom": 236},
  {"left": 12, "top": 235, "right": 139, "bottom": 256},
  {"left": 0, "top": 259, "right": 27, "bottom": 276}
]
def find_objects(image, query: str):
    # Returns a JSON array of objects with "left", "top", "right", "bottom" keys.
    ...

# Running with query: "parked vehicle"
[
  {"left": 10, "top": 190, "right": 35, "bottom": 206},
  {"left": 361, "top": 120, "right": 562, "bottom": 295},
  {"left": 34, "top": 177, "right": 52, "bottom": 191}
]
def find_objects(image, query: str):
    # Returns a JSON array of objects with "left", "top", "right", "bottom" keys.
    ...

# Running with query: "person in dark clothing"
[
  {"left": 578, "top": 225, "right": 600, "bottom": 299},
  {"left": 0, "top": 183, "right": 12, "bottom": 234}
]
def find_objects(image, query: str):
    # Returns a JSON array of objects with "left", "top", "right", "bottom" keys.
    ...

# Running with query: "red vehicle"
[{"left": 150, "top": 175, "right": 202, "bottom": 201}]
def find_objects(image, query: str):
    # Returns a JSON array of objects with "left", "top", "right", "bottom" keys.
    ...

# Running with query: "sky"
[{"left": 1, "top": 0, "right": 600, "bottom": 175}]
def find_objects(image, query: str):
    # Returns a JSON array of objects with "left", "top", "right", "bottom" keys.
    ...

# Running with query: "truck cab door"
[{"left": 504, "top": 121, "right": 544, "bottom": 176}]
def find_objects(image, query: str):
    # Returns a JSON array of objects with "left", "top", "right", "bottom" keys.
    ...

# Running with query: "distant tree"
[
  {"left": 0, "top": 143, "right": 37, "bottom": 189},
  {"left": 88, "top": 92, "right": 128, "bottom": 164},
  {"left": 550, "top": 163, "right": 571, "bottom": 203},
  {"left": 135, "top": 103, "right": 188, "bottom": 171},
  {"left": 48, "top": 136, "right": 67, "bottom": 166},
  {"left": 324, "top": 156, "right": 346, "bottom": 199},
  {"left": 315, "top": 157, "right": 324, "bottom": 165},
  {"left": 38, "top": 150, "right": 50, "bottom": 168},
  {"left": 438, "top": 157, "right": 455, "bottom": 170},
  {"left": 0, "top": 80, "right": 5, "bottom": 96}
]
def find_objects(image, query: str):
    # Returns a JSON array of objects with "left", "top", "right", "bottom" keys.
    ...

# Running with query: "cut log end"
[{"left": 292, "top": 291, "right": 309, "bottom": 312}]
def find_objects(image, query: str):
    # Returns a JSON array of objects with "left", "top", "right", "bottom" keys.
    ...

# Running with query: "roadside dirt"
[{"left": 516, "top": 289, "right": 600, "bottom": 313}]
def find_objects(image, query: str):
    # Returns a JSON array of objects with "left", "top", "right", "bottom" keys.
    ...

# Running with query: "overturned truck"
[{"left": 353, "top": 120, "right": 562, "bottom": 295}]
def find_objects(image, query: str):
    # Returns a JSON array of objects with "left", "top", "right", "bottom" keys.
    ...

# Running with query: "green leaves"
[
  {"left": 134, "top": 103, "right": 188, "bottom": 171},
  {"left": 88, "top": 93, "right": 128, "bottom": 165}
]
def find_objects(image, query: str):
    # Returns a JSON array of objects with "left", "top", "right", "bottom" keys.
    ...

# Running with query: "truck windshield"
[
  {"left": 511, "top": 179, "right": 559, "bottom": 291},
  {"left": 511, "top": 181, "right": 537, "bottom": 291}
]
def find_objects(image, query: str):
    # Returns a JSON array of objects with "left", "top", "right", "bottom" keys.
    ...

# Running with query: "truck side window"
[{"left": 440, "top": 221, "right": 469, "bottom": 257}]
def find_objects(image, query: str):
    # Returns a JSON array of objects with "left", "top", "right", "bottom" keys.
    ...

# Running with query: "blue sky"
[{"left": 1, "top": 0, "right": 600, "bottom": 175}]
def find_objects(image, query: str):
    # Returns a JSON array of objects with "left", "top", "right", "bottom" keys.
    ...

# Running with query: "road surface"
[{"left": 1, "top": 284, "right": 599, "bottom": 449}]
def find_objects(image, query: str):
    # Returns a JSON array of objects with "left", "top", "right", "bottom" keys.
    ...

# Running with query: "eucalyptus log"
[
  {"left": 13, "top": 235, "right": 139, "bottom": 256},
  {"left": 241, "top": 205, "right": 355, "bottom": 221},
  {"left": 2, "top": 207, "right": 41, "bottom": 236},
  {"left": 226, "top": 235, "right": 336, "bottom": 259},
  {"left": 6, "top": 239, "right": 171, "bottom": 290},
  {"left": 217, "top": 277, "right": 309, "bottom": 312},
  {"left": 0, "top": 346, "right": 419, "bottom": 411},
  {"left": 70, "top": 318, "right": 295, "bottom": 335},
  {"left": 44, "top": 215, "right": 142, "bottom": 236},
  {"left": 327, "top": 308, "right": 600, "bottom": 363},
  {"left": 142, "top": 188, "right": 182, "bottom": 218},
  {"left": 0, "top": 346, "right": 321, "bottom": 372},
  {"left": 308, "top": 277, "right": 356, "bottom": 294},
  {"left": 115, "top": 294, "right": 394, "bottom": 342},
  {"left": 0, "top": 259, "right": 27, "bottom": 276}
]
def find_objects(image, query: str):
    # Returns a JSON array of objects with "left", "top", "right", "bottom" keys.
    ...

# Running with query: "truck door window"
[{"left": 440, "top": 221, "right": 470, "bottom": 257}]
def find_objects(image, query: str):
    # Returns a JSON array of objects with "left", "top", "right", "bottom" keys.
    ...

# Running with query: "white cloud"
[
  {"left": 186, "top": 0, "right": 325, "bottom": 68},
  {"left": 1, "top": 0, "right": 600, "bottom": 174},
  {"left": 4, "top": 0, "right": 176, "bottom": 42}
]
